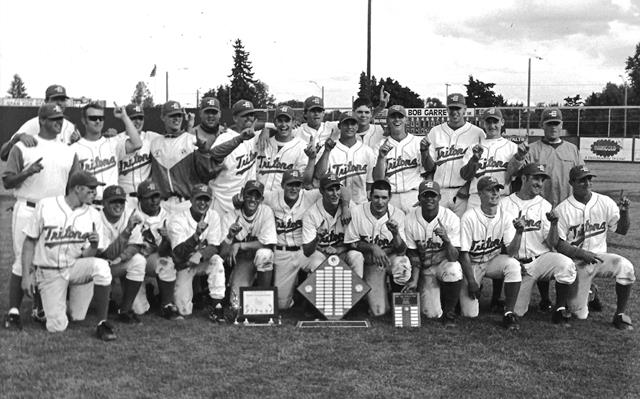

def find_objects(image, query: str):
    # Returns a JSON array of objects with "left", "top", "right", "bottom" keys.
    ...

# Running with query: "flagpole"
[{"left": 165, "top": 71, "right": 169, "bottom": 102}]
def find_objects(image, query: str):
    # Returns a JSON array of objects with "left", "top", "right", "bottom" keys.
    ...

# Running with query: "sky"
[{"left": 1, "top": 0, "right": 639, "bottom": 108}]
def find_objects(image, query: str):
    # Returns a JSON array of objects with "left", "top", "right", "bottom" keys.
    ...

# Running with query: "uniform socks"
[
  {"left": 503, "top": 282, "right": 521, "bottom": 313},
  {"left": 440, "top": 280, "right": 462, "bottom": 315},
  {"left": 158, "top": 279, "right": 176, "bottom": 307},
  {"left": 93, "top": 284, "right": 111, "bottom": 322},
  {"left": 8, "top": 273, "right": 23, "bottom": 310},
  {"left": 555, "top": 281, "right": 571, "bottom": 310},
  {"left": 120, "top": 278, "right": 142, "bottom": 313},
  {"left": 615, "top": 283, "right": 632, "bottom": 315}
]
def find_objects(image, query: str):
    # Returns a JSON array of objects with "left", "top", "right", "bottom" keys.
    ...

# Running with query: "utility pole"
[
  {"left": 367, "top": 0, "right": 371, "bottom": 79},
  {"left": 445, "top": 83, "right": 450, "bottom": 99},
  {"left": 619, "top": 74, "right": 628, "bottom": 137},
  {"left": 526, "top": 56, "right": 542, "bottom": 135}
]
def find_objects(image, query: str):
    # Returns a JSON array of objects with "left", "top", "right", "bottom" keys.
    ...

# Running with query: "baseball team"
[{"left": 1, "top": 84, "right": 634, "bottom": 341}]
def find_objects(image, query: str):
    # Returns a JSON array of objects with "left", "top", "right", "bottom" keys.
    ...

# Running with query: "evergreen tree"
[
  {"left": 229, "top": 39, "right": 257, "bottom": 103},
  {"left": 131, "top": 81, "right": 154, "bottom": 108},
  {"left": 465, "top": 75, "right": 506, "bottom": 107},
  {"left": 7, "top": 74, "right": 28, "bottom": 98}
]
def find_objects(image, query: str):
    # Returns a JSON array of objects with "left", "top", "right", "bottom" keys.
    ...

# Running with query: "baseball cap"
[
  {"left": 232, "top": 100, "right": 255, "bottom": 116},
  {"left": 38, "top": 103, "right": 64, "bottom": 119},
  {"left": 387, "top": 105, "right": 407, "bottom": 118},
  {"left": 521, "top": 163, "right": 550, "bottom": 179},
  {"left": 304, "top": 96, "right": 324, "bottom": 111},
  {"left": 191, "top": 184, "right": 212, "bottom": 200},
  {"left": 339, "top": 111, "right": 357, "bottom": 125},
  {"left": 419, "top": 180, "right": 440, "bottom": 196},
  {"left": 45, "top": 84, "right": 68, "bottom": 100},
  {"left": 275, "top": 105, "right": 295, "bottom": 120},
  {"left": 243, "top": 180, "right": 265, "bottom": 197},
  {"left": 282, "top": 169, "right": 304, "bottom": 185},
  {"left": 482, "top": 107, "right": 503, "bottom": 121},
  {"left": 541, "top": 108, "right": 563, "bottom": 124},
  {"left": 477, "top": 176, "right": 504, "bottom": 191},
  {"left": 161, "top": 101, "right": 184, "bottom": 117},
  {"left": 569, "top": 165, "right": 596, "bottom": 181},
  {"left": 200, "top": 97, "right": 221, "bottom": 112},
  {"left": 126, "top": 104, "right": 144, "bottom": 118},
  {"left": 137, "top": 180, "right": 160, "bottom": 198},
  {"left": 68, "top": 171, "right": 105, "bottom": 189},
  {"left": 320, "top": 173, "right": 342, "bottom": 190},
  {"left": 102, "top": 185, "right": 127, "bottom": 203},
  {"left": 447, "top": 93, "right": 466, "bottom": 108}
]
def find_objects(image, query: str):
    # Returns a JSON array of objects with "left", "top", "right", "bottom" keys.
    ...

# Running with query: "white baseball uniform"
[
  {"left": 373, "top": 134, "right": 424, "bottom": 213},
  {"left": 556, "top": 193, "right": 635, "bottom": 319},
  {"left": 71, "top": 137, "right": 124, "bottom": 200},
  {"left": 168, "top": 207, "right": 226, "bottom": 316},
  {"left": 404, "top": 206, "right": 464, "bottom": 318},
  {"left": 99, "top": 206, "right": 145, "bottom": 281},
  {"left": 459, "top": 206, "right": 521, "bottom": 317},
  {"left": 360, "top": 124, "right": 386, "bottom": 149},
  {"left": 293, "top": 122, "right": 339, "bottom": 147},
  {"left": 257, "top": 136, "right": 308, "bottom": 189},
  {"left": 11, "top": 116, "right": 77, "bottom": 145},
  {"left": 320, "top": 140, "right": 376, "bottom": 205},
  {"left": 24, "top": 196, "right": 110, "bottom": 332},
  {"left": 116, "top": 130, "right": 162, "bottom": 195},
  {"left": 500, "top": 194, "right": 576, "bottom": 316}
]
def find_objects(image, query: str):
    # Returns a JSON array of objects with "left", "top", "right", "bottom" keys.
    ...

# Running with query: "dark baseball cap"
[
  {"left": 243, "top": 180, "right": 265, "bottom": 197},
  {"left": 275, "top": 105, "right": 295, "bottom": 120},
  {"left": 137, "top": 180, "right": 161, "bottom": 198},
  {"left": 521, "top": 163, "right": 550, "bottom": 179},
  {"left": 232, "top": 100, "right": 255, "bottom": 117},
  {"left": 191, "top": 184, "right": 212, "bottom": 200},
  {"left": 569, "top": 165, "right": 596, "bottom": 181},
  {"left": 162, "top": 101, "right": 184, "bottom": 117},
  {"left": 38, "top": 103, "right": 64, "bottom": 119},
  {"left": 339, "top": 111, "right": 357, "bottom": 125},
  {"left": 320, "top": 173, "right": 342, "bottom": 190},
  {"left": 68, "top": 171, "right": 105, "bottom": 189},
  {"left": 200, "top": 97, "right": 221, "bottom": 112},
  {"left": 282, "top": 170, "right": 303, "bottom": 185},
  {"left": 102, "top": 185, "right": 127, "bottom": 203},
  {"left": 541, "top": 108, "right": 563, "bottom": 124},
  {"left": 447, "top": 93, "right": 466, "bottom": 108},
  {"left": 304, "top": 96, "right": 324, "bottom": 111},
  {"left": 45, "top": 84, "right": 68, "bottom": 100},
  {"left": 482, "top": 107, "right": 503, "bottom": 121},
  {"left": 387, "top": 105, "right": 407, "bottom": 118},
  {"left": 419, "top": 180, "right": 440, "bottom": 196},
  {"left": 477, "top": 176, "right": 504, "bottom": 191},
  {"left": 126, "top": 104, "right": 145, "bottom": 118}
]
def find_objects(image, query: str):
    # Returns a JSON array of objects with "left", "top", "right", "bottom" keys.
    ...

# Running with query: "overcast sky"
[{"left": 1, "top": 0, "right": 638, "bottom": 108}]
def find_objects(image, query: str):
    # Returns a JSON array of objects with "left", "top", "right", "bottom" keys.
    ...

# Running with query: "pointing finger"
[{"left": 92, "top": 222, "right": 96, "bottom": 232}]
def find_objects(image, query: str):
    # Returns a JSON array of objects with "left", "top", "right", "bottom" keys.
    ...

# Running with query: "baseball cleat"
[
  {"left": 552, "top": 308, "right": 571, "bottom": 326},
  {"left": 502, "top": 312, "right": 520, "bottom": 331},
  {"left": 31, "top": 307, "right": 46, "bottom": 325},
  {"left": 440, "top": 311, "right": 457, "bottom": 328},
  {"left": 207, "top": 302, "right": 225, "bottom": 323},
  {"left": 96, "top": 321, "right": 117, "bottom": 341},
  {"left": 588, "top": 284, "right": 602, "bottom": 312},
  {"left": 538, "top": 299, "right": 553, "bottom": 313},
  {"left": 116, "top": 310, "right": 142, "bottom": 324},
  {"left": 612, "top": 314, "right": 633, "bottom": 331},
  {"left": 4, "top": 313, "right": 22, "bottom": 330},
  {"left": 160, "top": 304, "right": 183, "bottom": 321}
]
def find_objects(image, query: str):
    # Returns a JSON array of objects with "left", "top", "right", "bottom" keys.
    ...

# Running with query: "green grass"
[{"left": 1, "top": 162, "right": 640, "bottom": 398}]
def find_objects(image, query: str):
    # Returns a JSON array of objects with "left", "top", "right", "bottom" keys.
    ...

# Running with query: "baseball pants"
[
  {"left": 419, "top": 261, "right": 464, "bottom": 318},
  {"left": 460, "top": 254, "right": 522, "bottom": 317},
  {"left": 273, "top": 249, "right": 311, "bottom": 310},
  {"left": 364, "top": 253, "right": 412, "bottom": 316},
  {"left": 175, "top": 254, "right": 225, "bottom": 316},
  {"left": 132, "top": 253, "right": 177, "bottom": 315},
  {"left": 11, "top": 199, "right": 36, "bottom": 276},
  {"left": 568, "top": 253, "right": 635, "bottom": 319},
  {"left": 514, "top": 252, "right": 576, "bottom": 316},
  {"left": 307, "top": 250, "right": 364, "bottom": 277},
  {"left": 439, "top": 188, "right": 467, "bottom": 218},
  {"left": 390, "top": 190, "right": 419, "bottom": 214},
  {"left": 35, "top": 257, "right": 112, "bottom": 333},
  {"left": 228, "top": 248, "right": 274, "bottom": 309}
]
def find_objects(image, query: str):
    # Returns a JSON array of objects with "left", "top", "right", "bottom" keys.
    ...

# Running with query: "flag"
[{"left": 150, "top": 65, "right": 157, "bottom": 77}]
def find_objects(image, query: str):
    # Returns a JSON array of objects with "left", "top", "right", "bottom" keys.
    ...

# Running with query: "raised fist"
[
  {"left": 324, "top": 138, "right": 336, "bottom": 151},
  {"left": 472, "top": 144, "right": 484, "bottom": 159}
]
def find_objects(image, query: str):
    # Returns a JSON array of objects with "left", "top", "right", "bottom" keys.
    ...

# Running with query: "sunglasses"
[
  {"left": 48, "top": 117, "right": 64, "bottom": 122},
  {"left": 131, "top": 116, "right": 144, "bottom": 121},
  {"left": 87, "top": 115, "right": 104, "bottom": 122}
]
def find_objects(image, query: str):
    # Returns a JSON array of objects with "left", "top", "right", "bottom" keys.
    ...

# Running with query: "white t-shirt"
[
  {"left": 500, "top": 194, "right": 552, "bottom": 259},
  {"left": 460, "top": 206, "right": 515, "bottom": 264},
  {"left": 71, "top": 137, "right": 123, "bottom": 199},
  {"left": 373, "top": 133, "right": 424, "bottom": 193},
  {"left": 264, "top": 189, "right": 321, "bottom": 247},
  {"left": 343, "top": 202, "right": 406, "bottom": 251},
  {"left": 404, "top": 206, "right": 460, "bottom": 267},
  {"left": 360, "top": 124, "right": 386, "bottom": 149}
]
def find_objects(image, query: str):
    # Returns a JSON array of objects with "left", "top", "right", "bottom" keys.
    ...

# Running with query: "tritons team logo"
[
  {"left": 42, "top": 225, "right": 91, "bottom": 247},
  {"left": 590, "top": 139, "right": 621, "bottom": 157}
]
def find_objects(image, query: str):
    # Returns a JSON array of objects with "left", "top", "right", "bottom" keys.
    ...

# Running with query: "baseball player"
[
  {"left": 96, "top": 185, "right": 146, "bottom": 323},
  {"left": 20, "top": 171, "right": 116, "bottom": 340},
  {"left": 116, "top": 104, "right": 162, "bottom": 205},
  {"left": 344, "top": 180, "right": 411, "bottom": 317},
  {"left": 292, "top": 96, "right": 339, "bottom": 146},
  {"left": 353, "top": 88, "right": 390, "bottom": 148},
  {"left": 459, "top": 176, "right": 522, "bottom": 330},
  {"left": 314, "top": 113, "right": 377, "bottom": 205},
  {"left": 0, "top": 84, "right": 79, "bottom": 161},
  {"left": 220, "top": 180, "right": 276, "bottom": 311},
  {"left": 500, "top": 163, "right": 577, "bottom": 324},
  {"left": 71, "top": 102, "right": 143, "bottom": 201},
  {"left": 3, "top": 103, "right": 80, "bottom": 330},
  {"left": 127, "top": 180, "right": 182, "bottom": 320},
  {"left": 555, "top": 165, "right": 635, "bottom": 330},
  {"left": 191, "top": 97, "right": 223, "bottom": 149},
  {"left": 423, "top": 93, "right": 485, "bottom": 217},
  {"left": 168, "top": 184, "right": 226, "bottom": 320},
  {"left": 402, "top": 180, "right": 463, "bottom": 327},
  {"left": 372, "top": 105, "right": 428, "bottom": 213}
]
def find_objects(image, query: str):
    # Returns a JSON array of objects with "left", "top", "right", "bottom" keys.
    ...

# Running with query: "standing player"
[
  {"left": 459, "top": 176, "right": 523, "bottom": 330},
  {"left": 191, "top": 97, "right": 223, "bottom": 149},
  {"left": 20, "top": 172, "right": 116, "bottom": 340},
  {"left": 168, "top": 184, "right": 226, "bottom": 320},
  {"left": 372, "top": 105, "right": 428, "bottom": 213},
  {"left": 402, "top": 181, "right": 463, "bottom": 326},
  {"left": 72, "top": 102, "right": 143, "bottom": 201},
  {"left": 423, "top": 93, "right": 485, "bottom": 217},
  {"left": 292, "top": 96, "right": 339, "bottom": 146},
  {"left": 3, "top": 103, "right": 80, "bottom": 330},
  {"left": 344, "top": 180, "right": 411, "bottom": 317},
  {"left": 220, "top": 180, "right": 276, "bottom": 310},
  {"left": 314, "top": 113, "right": 377, "bottom": 205},
  {"left": 555, "top": 165, "right": 635, "bottom": 330},
  {"left": 353, "top": 88, "right": 390, "bottom": 148},
  {"left": 501, "top": 164, "right": 577, "bottom": 324}
]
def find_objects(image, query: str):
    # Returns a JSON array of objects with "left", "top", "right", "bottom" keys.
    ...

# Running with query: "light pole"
[
  {"left": 526, "top": 56, "right": 543, "bottom": 135},
  {"left": 445, "top": 83, "right": 450, "bottom": 99},
  {"left": 367, "top": 0, "right": 371, "bottom": 80},
  {"left": 619, "top": 74, "right": 628, "bottom": 137},
  {"left": 309, "top": 80, "right": 324, "bottom": 103}
]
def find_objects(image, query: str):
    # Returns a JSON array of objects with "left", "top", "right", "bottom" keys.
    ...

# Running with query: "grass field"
[{"left": 1, "top": 161, "right": 639, "bottom": 398}]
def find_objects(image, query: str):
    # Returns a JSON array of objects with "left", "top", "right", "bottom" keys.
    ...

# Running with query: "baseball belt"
[{"left": 275, "top": 245, "right": 301, "bottom": 252}]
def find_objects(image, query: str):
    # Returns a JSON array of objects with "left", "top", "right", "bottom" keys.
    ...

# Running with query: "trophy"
[
  {"left": 393, "top": 292, "right": 421, "bottom": 327},
  {"left": 235, "top": 287, "right": 281, "bottom": 326}
]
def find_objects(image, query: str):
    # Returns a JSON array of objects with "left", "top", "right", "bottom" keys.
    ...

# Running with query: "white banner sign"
[
  {"left": 634, "top": 139, "right": 640, "bottom": 162},
  {"left": 580, "top": 137, "right": 633, "bottom": 162}
]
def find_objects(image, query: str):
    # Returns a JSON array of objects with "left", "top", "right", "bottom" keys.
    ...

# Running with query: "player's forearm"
[
  {"left": 545, "top": 222, "right": 559, "bottom": 249},
  {"left": 372, "top": 156, "right": 387, "bottom": 181},
  {"left": 200, "top": 245, "right": 219, "bottom": 261},
  {"left": 158, "top": 239, "right": 172, "bottom": 257},
  {"left": 506, "top": 232, "right": 523, "bottom": 257},
  {"left": 556, "top": 239, "right": 583, "bottom": 259},
  {"left": 616, "top": 210, "right": 630, "bottom": 235},
  {"left": 303, "top": 157, "right": 315, "bottom": 187},
  {"left": 408, "top": 265, "right": 421, "bottom": 285},
  {"left": 82, "top": 246, "right": 99, "bottom": 258},
  {"left": 211, "top": 135, "right": 244, "bottom": 163},
  {"left": 302, "top": 240, "right": 318, "bottom": 257},
  {"left": 353, "top": 240, "right": 376, "bottom": 255},
  {"left": 506, "top": 156, "right": 526, "bottom": 178},
  {"left": 0, "top": 138, "right": 17, "bottom": 162},
  {"left": 123, "top": 117, "right": 143, "bottom": 153},
  {"left": 443, "top": 242, "right": 459, "bottom": 262},
  {"left": 459, "top": 252, "right": 475, "bottom": 282},
  {"left": 2, "top": 165, "right": 38, "bottom": 189},
  {"left": 238, "top": 241, "right": 264, "bottom": 252},
  {"left": 313, "top": 151, "right": 331, "bottom": 180},
  {"left": 390, "top": 235, "right": 407, "bottom": 255},
  {"left": 100, "top": 231, "right": 132, "bottom": 260},
  {"left": 422, "top": 153, "right": 436, "bottom": 176},
  {"left": 173, "top": 235, "right": 200, "bottom": 261},
  {"left": 21, "top": 236, "right": 36, "bottom": 276},
  {"left": 459, "top": 158, "right": 480, "bottom": 181},
  {"left": 407, "top": 249, "right": 420, "bottom": 268}
]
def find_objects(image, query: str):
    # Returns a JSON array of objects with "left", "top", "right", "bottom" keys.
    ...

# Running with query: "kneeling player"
[
  {"left": 459, "top": 176, "right": 523, "bottom": 330},
  {"left": 21, "top": 172, "right": 116, "bottom": 340},
  {"left": 344, "top": 180, "right": 411, "bottom": 316},
  {"left": 556, "top": 166, "right": 635, "bottom": 330},
  {"left": 168, "top": 184, "right": 226, "bottom": 321},
  {"left": 403, "top": 181, "right": 463, "bottom": 326}
]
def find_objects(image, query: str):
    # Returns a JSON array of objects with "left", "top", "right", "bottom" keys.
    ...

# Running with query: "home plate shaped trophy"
[
  {"left": 393, "top": 292, "right": 421, "bottom": 327},
  {"left": 296, "top": 255, "right": 371, "bottom": 328}
]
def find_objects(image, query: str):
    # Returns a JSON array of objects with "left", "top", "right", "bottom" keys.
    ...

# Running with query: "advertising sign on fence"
[
  {"left": 634, "top": 138, "right": 640, "bottom": 163},
  {"left": 580, "top": 137, "right": 633, "bottom": 162}
]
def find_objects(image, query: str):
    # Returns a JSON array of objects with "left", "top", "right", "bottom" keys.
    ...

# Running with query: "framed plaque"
[
  {"left": 239, "top": 287, "right": 278, "bottom": 324},
  {"left": 393, "top": 292, "right": 421, "bottom": 327}
]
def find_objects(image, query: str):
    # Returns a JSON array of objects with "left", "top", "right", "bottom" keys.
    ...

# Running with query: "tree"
[
  {"left": 357, "top": 72, "right": 377, "bottom": 100},
  {"left": 464, "top": 75, "right": 506, "bottom": 107},
  {"left": 254, "top": 80, "right": 276, "bottom": 108},
  {"left": 370, "top": 77, "right": 423, "bottom": 108},
  {"left": 7, "top": 74, "right": 28, "bottom": 98},
  {"left": 229, "top": 39, "right": 257, "bottom": 104},
  {"left": 279, "top": 99, "right": 304, "bottom": 108},
  {"left": 625, "top": 42, "right": 640, "bottom": 105},
  {"left": 424, "top": 97, "right": 444, "bottom": 108},
  {"left": 584, "top": 83, "right": 625, "bottom": 106},
  {"left": 563, "top": 94, "right": 584, "bottom": 107},
  {"left": 131, "top": 81, "right": 154, "bottom": 108},
  {"left": 202, "top": 85, "right": 231, "bottom": 108}
]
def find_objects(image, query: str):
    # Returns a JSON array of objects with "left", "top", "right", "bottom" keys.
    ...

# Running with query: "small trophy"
[
  {"left": 236, "top": 287, "right": 279, "bottom": 327},
  {"left": 393, "top": 292, "right": 421, "bottom": 328}
]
